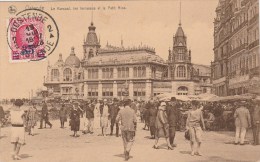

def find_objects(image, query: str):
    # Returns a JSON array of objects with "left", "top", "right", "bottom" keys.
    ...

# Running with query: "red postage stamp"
[
  {"left": 9, "top": 17, "right": 45, "bottom": 61},
  {"left": 7, "top": 9, "right": 59, "bottom": 62}
]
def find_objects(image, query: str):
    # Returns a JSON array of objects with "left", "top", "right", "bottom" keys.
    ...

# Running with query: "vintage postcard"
[{"left": 0, "top": 0, "right": 259, "bottom": 162}]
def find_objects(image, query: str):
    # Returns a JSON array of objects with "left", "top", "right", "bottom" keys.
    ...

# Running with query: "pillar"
[
  {"left": 146, "top": 65, "right": 151, "bottom": 79},
  {"left": 98, "top": 81, "right": 102, "bottom": 99},
  {"left": 113, "top": 81, "right": 118, "bottom": 98},
  {"left": 129, "top": 80, "right": 133, "bottom": 99},
  {"left": 114, "top": 67, "right": 118, "bottom": 79},
  {"left": 98, "top": 68, "right": 102, "bottom": 80},
  {"left": 83, "top": 82, "right": 88, "bottom": 99},
  {"left": 129, "top": 67, "right": 133, "bottom": 78},
  {"left": 145, "top": 80, "right": 152, "bottom": 100}
]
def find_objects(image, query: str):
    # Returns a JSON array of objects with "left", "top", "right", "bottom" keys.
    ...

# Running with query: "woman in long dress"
[
  {"left": 70, "top": 103, "right": 82, "bottom": 137},
  {"left": 153, "top": 102, "right": 173, "bottom": 150},
  {"left": 26, "top": 103, "right": 38, "bottom": 136}
]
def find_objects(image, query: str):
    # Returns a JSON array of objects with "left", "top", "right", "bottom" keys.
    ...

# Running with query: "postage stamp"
[{"left": 7, "top": 9, "right": 59, "bottom": 62}]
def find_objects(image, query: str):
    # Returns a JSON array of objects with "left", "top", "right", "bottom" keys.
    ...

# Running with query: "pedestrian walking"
[
  {"left": 59, "top": 104, "right": 67, "bottom": 128},
  {"left": 100, "top": 99, "right": 110, "bottom": 136},
  {"left": 234, "top": 101, "right": 251, "bottom": 145},
  {"left": 26, "top": 103, "right": 38, "bottom": 136},
  {"left": 148, "top": 100, "right": 157, "bottom": 139},
  {"left": 166, "top": 97, "right": 179, "bottom": 147},
  {"left": 252, "top": 100, "right": 260, "bottom": 145},
  {"left": 143, "top": 107, "right": 150, "bottom": 130},
  {"left": 10, "top": 99, "right": 26, "bottom": 160},
  {"left": 39, "top": 101, "right": 52, "bottom": 129},
  {"left": 116, "top": 99, "right": 137, "bottom": 161},
  {"left": 153, "top": 102, "right": 173, "bottom": 150},
  {"left": 109, "top": 98, "right": 120, "bottom": 137},
  {"left": 70, "top": 103, "right": 83, "bottom": 137},
  {"left": 83, "top": 101, "right": 95, "bottom": 134},
  {"left": 186, "top": 100, "right": 205, "bottom": 156},
  {"left": 0, "top": 105, "right": 4, "bottom": 137}
]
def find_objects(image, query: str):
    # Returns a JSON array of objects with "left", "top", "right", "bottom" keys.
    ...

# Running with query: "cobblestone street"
[{"left": 0, "top": 119, "right": 259, "bottom": 162}]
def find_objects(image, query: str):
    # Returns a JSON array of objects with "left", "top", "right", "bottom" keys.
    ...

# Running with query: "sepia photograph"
[{"left": 0, "top": 0, "right": 259, "bottom": 161}]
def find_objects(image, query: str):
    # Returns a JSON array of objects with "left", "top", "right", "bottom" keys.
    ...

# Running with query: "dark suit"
[
  {"left": 109, "top": 102, "right": 120, "bottom": 136},
  {"left": 148, "top": 105, "right": 157, "bottom": 138},
  {"left": 166, "top": 103, "right": 179, "bottom": 145},
  {"left": 40, "top": 103, "right": 52, "bottom": 128}
]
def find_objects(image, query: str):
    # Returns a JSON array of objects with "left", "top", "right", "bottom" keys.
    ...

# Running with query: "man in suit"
[
  {"left": 116, "top": 99, "right": 137, "bottom": 161},
  {"left": 39, "top": 101, "right": 52, "bottom": 129},
  {"left": 166, "top": 97, "right": 180, "bottom": 147},
  {"left": 109, "top": 98, "right": 120, "bottom": 137},
  {"left": 234, "top": 101, "right": 251, "bottom": 145},
  {"left": 83, "top": 100, "right": 95, "bottom": 134}
]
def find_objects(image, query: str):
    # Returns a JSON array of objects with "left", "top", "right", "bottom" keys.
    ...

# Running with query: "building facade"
[
  {"left": 212, "top": 0, "right": 259, "bottom": 96},
  {"left": 44, "top": 21, "right": 212, "bottom": 100}
]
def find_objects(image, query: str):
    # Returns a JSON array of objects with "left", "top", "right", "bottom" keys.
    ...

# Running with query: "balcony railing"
[
  {"left": 249, "top": 13, "right": 259, "bottom": 25},
  {"left": 248, "top": 40, "right": 259, "bottom": 50},
  {"left": 230, "top": 43, "right": 247, "bottom": 56}
]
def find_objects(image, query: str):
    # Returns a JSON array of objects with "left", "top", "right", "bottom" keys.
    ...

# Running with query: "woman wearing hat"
[
  {"left": 70, "top": 103, "right": 83, "bottom": 137},
  {"left": 26, "top": 103, "right": 38, "bottom": 136},
  {"left": 186, "top": 100, "right": 205, "bottom": 156},
  {"left": 153, "top": 102, "right": 173, "bottom": 150}
]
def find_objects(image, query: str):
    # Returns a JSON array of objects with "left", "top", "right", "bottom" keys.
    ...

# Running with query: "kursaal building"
[{"left": 44, "top": 21, "right": 212, "bottom": 100}]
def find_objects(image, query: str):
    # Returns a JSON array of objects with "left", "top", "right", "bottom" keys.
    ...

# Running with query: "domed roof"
[
  {"left": 85, "top": 22, "right": 100, "bottom": 46},
  {"left": 65, "top": 47, "right": 80, "bottom": 68}
]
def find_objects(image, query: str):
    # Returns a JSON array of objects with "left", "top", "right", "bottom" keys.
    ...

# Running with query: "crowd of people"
[{"left": 0, "top": 96, "right": 259, "bottom": 161}]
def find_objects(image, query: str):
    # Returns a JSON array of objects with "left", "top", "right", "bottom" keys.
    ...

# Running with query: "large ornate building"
[
  {"left": 211, "top": 0, "right": 259, "bottom": 96},
  {"left": 44, "top": 21, "right": 212, "bottom": 100}
]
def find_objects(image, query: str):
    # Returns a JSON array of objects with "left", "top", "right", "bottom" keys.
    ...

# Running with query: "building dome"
[
  {"left": 85, "top": 22, "right": 99, "bottom": 46},
  {"left": 65, "top": 47, "right": 80, "bottom": 68}
]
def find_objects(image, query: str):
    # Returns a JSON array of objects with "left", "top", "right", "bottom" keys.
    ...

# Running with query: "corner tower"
[{"left": 83, "top": 21, "right": 101, "bottom": 60}]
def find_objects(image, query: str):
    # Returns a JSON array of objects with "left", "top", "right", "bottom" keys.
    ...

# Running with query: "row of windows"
[
  {"left": 102, "top": 68, "right": 113, "bottom": 79},
  {"left": 176, "top": 66, "right": 186, "bottom": 78},
  {"left": 133, "top": 66, "right": 146, "bottom": 78}
]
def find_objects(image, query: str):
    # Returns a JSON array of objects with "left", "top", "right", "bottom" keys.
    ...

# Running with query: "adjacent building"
[
  {"left": 212, "top": 0, "right": 259, "bottom": 96},
  {"left": 44, "top": 20, "right": 212, "bottom": 100}
]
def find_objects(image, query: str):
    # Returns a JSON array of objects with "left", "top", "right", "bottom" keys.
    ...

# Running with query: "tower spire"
[
  {"left": 91, "top": 4, "right": 93, "bottom": 24},
  {"left": 179, "top": 0, "right": 182, "bottom": 26}
]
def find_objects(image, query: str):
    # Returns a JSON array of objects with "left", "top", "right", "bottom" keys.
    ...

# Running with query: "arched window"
[
  {"left": 51, "top": 69, "right": 59, "bottom": 81},
  {"left": 89, "top": 49, "right": 94, "bottom": 58},
  {"left": 177, "top": 86, "right": 188, "bottom": 95},
  {"left": 177, "top": 66, "right": 186, "bottom": 78},
  {"left": 138, "top": 67, "right": 142, "bottom": 77},
  {"left": 133, "top": 67, "right": 137, "bottom": 77},
  {"left": 142, "top": 66, "right": 146, "bottom": 77},
  {"left": 126, "top": 67, "right": 129, "bottom": 78},
  {"left": 63, "top": 68, "right": 72, "bottom": 81}
]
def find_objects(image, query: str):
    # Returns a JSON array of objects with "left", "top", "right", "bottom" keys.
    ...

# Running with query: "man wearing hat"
[
  {"left": 109, "top": 98, "right": 120, "bottom": 136},
  {"left": 99, "top": 99, "right": 110, "bottom": 136},
  {"left": 234, "top": 101, "right": 251, "bottom": 145},
  {"left": 39, "top": 101, "right": 52, "bottom": 129},
  {"left": 166, "top": 97, "right": 180, "bottom": 147},
  {"left": 116, "top": 99, "right": 137, "bottom": 161}
]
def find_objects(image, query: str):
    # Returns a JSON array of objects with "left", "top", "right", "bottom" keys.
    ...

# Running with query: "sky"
[{"left": 0, "top": 0, "right": 219, "bottom": 99}]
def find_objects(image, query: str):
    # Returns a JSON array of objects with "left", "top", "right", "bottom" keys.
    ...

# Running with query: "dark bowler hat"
[
  {"left": 14, "top": 99, "right": 24, "bottom": 107},
  {"left": 123, "top": 99, "right": 132, "bottom": 106},
  {"left": 170, "top": 97, "right": 176, "bottom": 102},
  {"left": 113, "top": 98, "right": 119, "bottom": 102}
]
